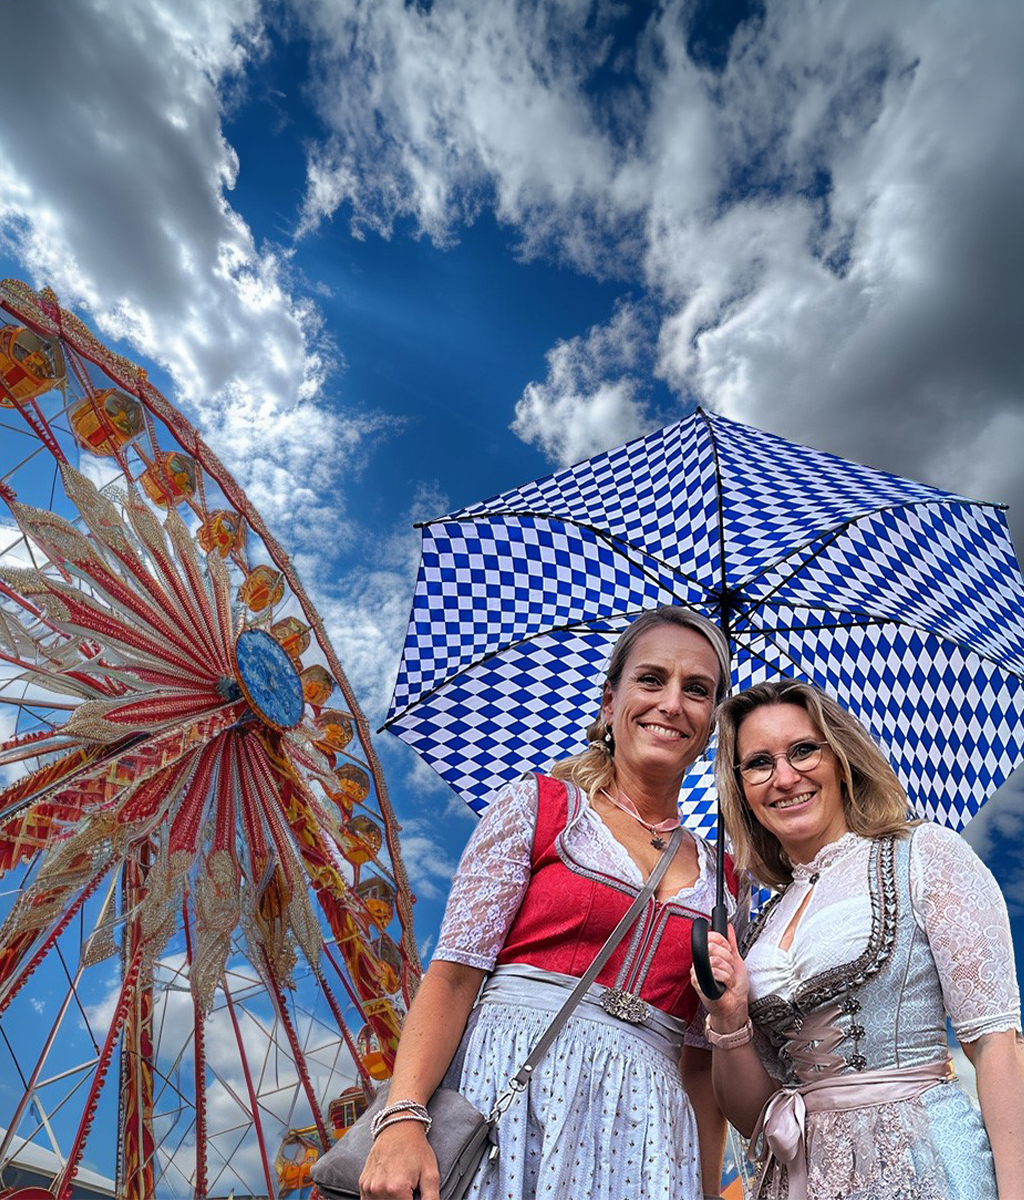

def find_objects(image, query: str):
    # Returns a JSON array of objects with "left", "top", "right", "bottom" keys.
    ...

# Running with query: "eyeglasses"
[{"left": 735, "top": 740, "right": 829, "bottom": 785}]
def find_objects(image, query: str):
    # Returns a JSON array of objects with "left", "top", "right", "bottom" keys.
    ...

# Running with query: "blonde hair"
[
  {"left": 550, "top": 607, "right": 730, "bottom": 797},
  {"left": 715, "top": 680, "right": 912, "bottom": 888}
]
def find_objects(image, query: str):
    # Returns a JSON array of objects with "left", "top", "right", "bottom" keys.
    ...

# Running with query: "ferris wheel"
[{"left": 0, "top": 279, "right": 421, "bottom": 1199}]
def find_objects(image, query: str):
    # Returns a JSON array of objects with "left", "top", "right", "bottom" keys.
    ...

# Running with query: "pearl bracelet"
[{"left": 704, "top": 1015, "right": 753, "bottom": 1048}]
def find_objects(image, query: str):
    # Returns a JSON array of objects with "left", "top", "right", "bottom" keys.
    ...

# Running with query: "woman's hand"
[
  {"left": 691, "top": 924, "right": 750, "bottom": 1033},
  {"left": 359, "top": 1121, "right": 441, "bottom": 1200}
]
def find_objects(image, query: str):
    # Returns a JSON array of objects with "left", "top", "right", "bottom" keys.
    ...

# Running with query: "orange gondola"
[
  {"left": 329, "top": 764, "right": 371, "bottom": 818},
  {"left": 274, "top": 1127, "right": 320, "bottom": 1196},
  {"left": 328, "top": 1085, "right": 370, "bottom": 1139},
  {"left": 300, "top": 664, "right": 334, "bottom": 707},
  {"left": 315, "top": 709, "right": 354, "bottom": 756},
  {"left": 356, "top": 1003, "right": 401, "bottom": 1081},
  {"left": 356, "top": 875, "right": 395, "bottom": 930}
]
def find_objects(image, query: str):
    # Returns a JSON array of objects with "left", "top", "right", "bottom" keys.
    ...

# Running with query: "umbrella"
[
  {"left": 384, "top": 408, "right": 1024, "bottom": 841},
  {"left": 384, "top": 410, "right": 1024, "bottom": 993}
]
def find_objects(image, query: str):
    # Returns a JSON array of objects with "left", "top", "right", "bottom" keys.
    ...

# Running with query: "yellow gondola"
[
  {"left": 139, "top": 450, "right": 197, "bottom": 508},
  {"left": 0, "top": 325, "right": 65, "bottom": 405},
  {"left": 341, "top": 815, "right": 382, "bottom": 865},
  {"left": 270, "top": 616, "right": 310, "bottom": 662},
  {"left": 69, "top": 389, "right": 143, "bottom": 455},
  {"left": 197, "top": 510, "right": 245, "bottom": 557},
  {"left": 238, "top": 564, "right": 285, "bottom": 612}
]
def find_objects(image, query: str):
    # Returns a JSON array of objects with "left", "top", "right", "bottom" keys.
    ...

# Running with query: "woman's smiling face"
[
  {"left": 736, "top": 702, "right": 850, "bottom": 864},
  {"left": 602, "top": 623, "right": 720, "bottom": 790}
]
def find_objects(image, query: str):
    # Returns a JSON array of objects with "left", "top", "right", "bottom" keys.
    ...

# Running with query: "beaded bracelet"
[
  {"left": 703, "top": 1015, "right": 753, "bottom": 1048},
  {"left": 370, "top": 1099, "right": 431, "bottom": 1140},
  {"left": 372, "top": 1111, "right": 433, "bottom": 1138}
]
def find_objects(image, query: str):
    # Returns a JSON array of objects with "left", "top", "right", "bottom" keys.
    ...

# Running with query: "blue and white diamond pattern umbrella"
[{"left": 384, "top": 409, "right": 1024, "bottom": 838}]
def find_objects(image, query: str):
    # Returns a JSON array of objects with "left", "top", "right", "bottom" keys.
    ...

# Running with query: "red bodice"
[{"left": 496, "top": 774, "right": 738, "bottom": 1022}]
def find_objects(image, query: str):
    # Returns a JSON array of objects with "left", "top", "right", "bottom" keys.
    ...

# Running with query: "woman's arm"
[
  {"left": 680, "top": 1045, "right": 726, "bottom": 1197},
  {"left": 693, "top": 925, "right": 778, "bottom": 1137},
  {"left": 961, "top": 1029, "right": 1024, "bottom": 1199},
  {"left": 360, "top": 960, "right": 486, "bottom": 1200}
]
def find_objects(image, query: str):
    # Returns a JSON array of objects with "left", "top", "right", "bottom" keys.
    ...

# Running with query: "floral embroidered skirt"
[
  {"left": 756, "top": 1079, "right": 996, "bottom": 1200},
  {"left": 442, "top": 963, "right": 704, "bottom": 1200}
]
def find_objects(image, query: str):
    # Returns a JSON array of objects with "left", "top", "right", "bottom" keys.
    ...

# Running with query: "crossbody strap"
[{"left": 489, "top": 802, "right": 687, "bottom": 1118}]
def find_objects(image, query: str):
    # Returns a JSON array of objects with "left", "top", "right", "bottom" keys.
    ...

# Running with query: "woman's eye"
[
  {"left": 637, "top": 672, "right": 661, "bottom": 685},
  {"left": 790, "top": 742, "right": 818, "bottom": 761},
  {"left": 686, "top": 683, "right": 709, "bottom": 697},
  {"left": 742, "top": 755, "right": 772, "bottom": 772}
]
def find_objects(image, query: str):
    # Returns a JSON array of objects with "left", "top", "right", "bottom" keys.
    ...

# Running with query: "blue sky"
[{"left": 0, "top": 0, "right": 1023, "bottom": 1182}]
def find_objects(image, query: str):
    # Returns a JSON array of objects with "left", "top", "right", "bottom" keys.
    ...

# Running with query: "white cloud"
[
  {"left": 294, "top": 0, "right": 1024, "bottom": 539},
  {"left": 395, "top": 819, "right": 462, "bottom": 902},
  {"left": 511, "top": 302, "right": 664, "bottom": 466},
  {"left": 0, "top": 0, "right": 393, "bottom": 548},
  {"left": 962, "top": 768, "right": 1024, "bottom": 913}
]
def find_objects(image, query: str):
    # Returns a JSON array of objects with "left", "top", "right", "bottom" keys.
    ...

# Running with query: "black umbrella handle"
[{"left": 691, "top": 904, "right": 729, "bottom": 1001}]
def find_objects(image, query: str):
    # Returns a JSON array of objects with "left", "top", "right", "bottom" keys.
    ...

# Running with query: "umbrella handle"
[{"left": 691, "top": 904, "right": 728, "bottom": 1001}]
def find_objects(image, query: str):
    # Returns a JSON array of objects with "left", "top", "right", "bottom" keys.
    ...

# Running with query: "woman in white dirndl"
[
  {"left": 359, "top": 608, "right": 744, "bottom": 1200},
  {"left": 695, "top": 680, "right": 1024, "bottom": 1200}
]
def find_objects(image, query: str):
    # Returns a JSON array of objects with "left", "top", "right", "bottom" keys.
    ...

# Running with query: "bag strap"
[{"left": 490, "top": 798, "right": 687, "bottom": 1119}]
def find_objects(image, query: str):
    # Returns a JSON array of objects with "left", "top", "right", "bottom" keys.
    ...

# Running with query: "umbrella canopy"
[{"left": 384, "top": 409, "right": 1024, "bottom": 837}]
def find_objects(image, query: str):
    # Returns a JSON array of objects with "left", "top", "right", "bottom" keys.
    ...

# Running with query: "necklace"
[{"left": 600, "top": 789, "right": 680, "bottom": 850}]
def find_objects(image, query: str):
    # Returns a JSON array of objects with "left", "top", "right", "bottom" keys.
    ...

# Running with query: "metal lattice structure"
[{"left": 0, "top": 280, "right": 421, "bottom": 1199}]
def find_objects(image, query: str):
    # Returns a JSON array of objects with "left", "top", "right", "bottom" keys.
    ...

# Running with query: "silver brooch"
[{"left": 599, "top": 987, "right": 650, "bottom": 1024}]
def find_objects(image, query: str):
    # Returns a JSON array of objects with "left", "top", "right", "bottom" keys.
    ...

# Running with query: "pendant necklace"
[{"left": 600, "top": 789, "right": 680, "bottom": 850}]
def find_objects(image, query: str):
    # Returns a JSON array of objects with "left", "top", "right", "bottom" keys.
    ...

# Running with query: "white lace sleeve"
[
  {"left": 909, "top": 823, "right": 1022, "bottom": 1042},
  {"left": 432, "top": 776, "right": 537, "bottom": 970}
]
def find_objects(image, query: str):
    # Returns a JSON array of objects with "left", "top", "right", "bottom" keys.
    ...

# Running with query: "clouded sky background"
[{"left": 1, "top": 0, "right": 1022, "bottom": 1179}]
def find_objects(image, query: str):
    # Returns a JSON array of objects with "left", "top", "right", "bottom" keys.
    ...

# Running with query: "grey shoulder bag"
[{"left": 311, "top": 822, "right": 686, "bottom": 1200}]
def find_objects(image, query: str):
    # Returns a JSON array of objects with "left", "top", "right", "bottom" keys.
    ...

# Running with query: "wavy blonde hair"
[
  {"left": 715, "top": 680, "right": 912, "bottom": 888},
  {"left": 550, "top": 607, "right": 730, "bottom": 797}
]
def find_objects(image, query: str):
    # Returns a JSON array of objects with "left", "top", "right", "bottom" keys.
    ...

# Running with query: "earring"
[{"left": 601, "top": 721, "right": 614, "bottom": 755}]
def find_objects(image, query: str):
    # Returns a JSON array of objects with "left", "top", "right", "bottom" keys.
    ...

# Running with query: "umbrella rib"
[
  {"left": 697, "top": 409, "right": 732, "bottom": 645},
  {"left": 380, "top": 606, "right": 707, "bottom": 732},
  {"left": 415, "top": 509, "right": 712, "bottom": 597},
  {"left": 730, "top": 630, "right": 810, "bottom": 681},
  {"left": 732, "top": 497, "right": 1008, "bottom": 606}
]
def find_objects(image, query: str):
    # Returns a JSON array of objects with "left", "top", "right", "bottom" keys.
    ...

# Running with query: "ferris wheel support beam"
[
  {"left": 260, "top": 948, "right": 331, "bottom": 1152},
  {"left": 181, "top": 891, "right": 208, "bottom": 1200},
  {"left": 310, "top": 964, "right": 375, "bottom": 1101},
  {"left": 51, "top": 947, "right": 143, "bottom": 1200},
  {"left": 0, "top": 867, "right": 118, "bottom": 1172},
  {"left": 221, "top": 972, "right": 278, "bottom": 1200}
]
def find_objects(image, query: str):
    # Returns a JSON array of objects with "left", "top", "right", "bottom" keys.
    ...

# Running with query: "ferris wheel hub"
[{"left": 233, "top": 628, "right": 305, "bottom": 730}]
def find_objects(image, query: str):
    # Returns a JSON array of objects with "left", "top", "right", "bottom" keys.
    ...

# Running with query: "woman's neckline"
[{"left": 790, "top": 830, "right": 864, "bottom": 882}]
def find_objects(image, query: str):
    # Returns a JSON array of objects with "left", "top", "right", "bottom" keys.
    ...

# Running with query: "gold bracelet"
[{"left": 704, "top": 1015, "right": 753, "bottom": 1048}]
